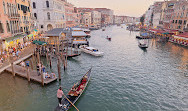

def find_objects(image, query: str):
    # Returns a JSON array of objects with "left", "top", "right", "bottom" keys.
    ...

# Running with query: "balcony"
[
  {"left": 23, "top": 21, "right": 30, "bottom": 24},
  {"left": 8, "top": 14, "right": 20, "bottom": 19}
]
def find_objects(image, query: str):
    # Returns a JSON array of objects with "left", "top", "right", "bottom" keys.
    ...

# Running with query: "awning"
[
  {"left": 4, "top": 34, "right": 25, "bottom": 42},
  {"left": 72, "top": 31, "right": 87, "bottom": 37},
  {"left": 162, "top": 32, "right": 169, "bottom": 35},
  {"left": 27, "top": 34, "right": 33, "bottom": 37},
  {"left": 34, "top": 29, "right": 38, "bottom": 32},
  {"left": 141, "top": 33, "right": 148, "bottom": 37},
  {"left": 32, "top": 40, "right": 47, "bottom": 45}
]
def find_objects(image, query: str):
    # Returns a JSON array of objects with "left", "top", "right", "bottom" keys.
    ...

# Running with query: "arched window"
[
  {"left": 6, "top": 21, "right": 10, "bottom": 32},
  {"left": 3, "top": 2, "right": 6, "bottom": 14},
  {"left": 47, "top": 12, "right": 50, "bottom": 20},
  {"left": 34, "top": 13, "right": 37, "bottom": 19},
  {"left": 0, "top": 21, "right": 4, "bottom": 33},
  {"left": 33, "top": 2, "right": 36, "bottom": 9},
  {"left": 46, "top": 1, "right": 49, "bottom": 8}
]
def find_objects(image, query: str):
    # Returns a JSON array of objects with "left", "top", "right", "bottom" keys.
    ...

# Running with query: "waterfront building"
[
  {"left": 144, "top": 5, "right": 154, "bottom": 27},
  {"left": 73, "top": 7, "right": 81, "bottom": 27},
  {"left": 0, "top": 0, "right": 23, "bottom": 50},
  {"left": 83, "top": 12, "right": 92, "bottom": 28},
  {"left": 16, "top": 0, "right": 32, "bottom": 34},
  {"left": 94, "top": 8, "right": 114, "bottom": 26},
  {"left": 171, "top": 0, "right": 188, "bottom": 31},
  {"left": 152, "top": 2, "right": 163, "bottom": 28},
  {"left": 91, "top": 11, "right": 102, "bottom": 28},
  {"left": 114, "top": 16, "right": 122, "bottom": 24},
  {"left": 161, "top": 0, "right": 176, "bottom": 29},
  {"left": 64, "top": 1, "right": 75, "bottom": 27},
  {"left": 30, "top": 0, "right": 66, "bottom": 32}
]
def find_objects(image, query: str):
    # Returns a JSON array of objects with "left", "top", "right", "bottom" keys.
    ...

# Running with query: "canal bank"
[{"left": 0, "top": 25, "right": 188, "bottom": 111}]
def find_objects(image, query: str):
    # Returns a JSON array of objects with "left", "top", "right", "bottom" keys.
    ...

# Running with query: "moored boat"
[
  {"left": 80, "top": 45, "right": 104, "bottom": 56},
  {"left": 138, "top": 43, "right": 148, "bottom": 49},
  {"left": 55, "top": 68, "right": 92, "bottom": 111}
]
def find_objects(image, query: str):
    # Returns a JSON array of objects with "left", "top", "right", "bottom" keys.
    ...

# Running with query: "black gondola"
[{"left": 55, "top": 68, "right": 92, "bottom": 111}]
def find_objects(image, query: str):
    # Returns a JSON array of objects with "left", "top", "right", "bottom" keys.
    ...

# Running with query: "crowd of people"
[
  {"left": 0, "top": 41, "right": 31, "bottom": 65},
  {"left": 36, "top": 62, "right": 56, "bottom": 79}
]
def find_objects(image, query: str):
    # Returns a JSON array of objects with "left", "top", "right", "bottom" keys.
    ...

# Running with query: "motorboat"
[
  {"left": 138, "top": 43, "right": 148, "bottom": 49},
  {"left": 79, "top": 45, "right": 104, "bottom": 56},
  {"left": 106, "top": 36, "right": 111, "bottom": 41},
  {"left": 82, "top": 28, "right": 91, "bottom": 38}
]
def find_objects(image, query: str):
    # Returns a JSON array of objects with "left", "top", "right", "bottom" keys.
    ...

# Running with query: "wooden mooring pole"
[
  {"left": 27, "top": 67, "right": 30, "bottom": 82},
  {"left": 11, "top": 62, "right": 15, "bottom": 76},
  {"left": 41, "top": 73, "right": 44, "bottom": 86},
  {"left": 57, "top": 56, "right": 61, "bottom": 80}
]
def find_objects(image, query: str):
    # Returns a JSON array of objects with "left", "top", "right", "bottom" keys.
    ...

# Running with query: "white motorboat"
[{"left": 80, "top": 45, "right": 104, "bottom": 56}]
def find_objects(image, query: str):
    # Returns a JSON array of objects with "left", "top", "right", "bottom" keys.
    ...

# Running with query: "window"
[
  {"left": 3, "top": 2, "right": 6, "bottom": 14},
  {"left": 6, "top": 21, "right": 10, "bottom": 32},
  {"left": 33, "top": 2, "right": 36, "bottom": 9},
  {"left": 184, "top": 20, "right": 187, "bottom": 25},
  {"left": 46, "top": 1, "right": 49, "bottom": 8},
  {"left": 47, "top": 12, "right": 50, "bottom": 20},
  {"left": 41, "top": 25, "right": 43, "bottom": 28},
  {"left": 34, "top": 13, "right": 37, "bottom": 19},
  {"left": 175, "top": 20, "right": 177, "bottom": 23},
  {"left": 179, "top": 20, "right": 182, "bottom": 24},
  {"left": 20, "top": 27, "right": 23, "bottom": 32},
  {"left": 18, "top": 4, "right": 20, "bottom": 10},
  {"left": 0, "top": 21, "right": 4, "bottom": 33}
]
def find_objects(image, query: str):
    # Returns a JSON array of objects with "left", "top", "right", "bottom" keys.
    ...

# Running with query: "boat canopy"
[
  {"left": 72, "top": 31, "right": 87, "bottom": 37},
  {"left": 72, "top": 28, "right": 83, "bottom": 31},
  {"left": 32, "top": 40, "right": 47, "bottom": 45},
  {"left": 141, "top": 33, "right": 148, "bottom": 37}
]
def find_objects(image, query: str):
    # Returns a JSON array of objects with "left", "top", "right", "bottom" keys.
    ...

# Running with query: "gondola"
[{"left": 56, "top": 68, "right": 92, "bottom": 111}]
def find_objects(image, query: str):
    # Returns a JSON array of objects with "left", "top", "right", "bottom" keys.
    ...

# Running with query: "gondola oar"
[{"left": 63, "top": 94, "right": 79, "bottom": 111}]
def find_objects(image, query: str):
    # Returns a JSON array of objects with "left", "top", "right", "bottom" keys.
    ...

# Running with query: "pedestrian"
[
  {"left": 42, "top": 65, "right": 46, "bottom": 73},
  {"left": 57, "top": 86, "right": 64, "bottom": 107},
  {"left": 37, "top": 63, "right": 40, "bottom": 76}
]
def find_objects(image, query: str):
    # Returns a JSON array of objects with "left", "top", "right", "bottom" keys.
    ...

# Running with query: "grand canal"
[{"left": 0, "top": 25, "right": 188, "bottom": 111}]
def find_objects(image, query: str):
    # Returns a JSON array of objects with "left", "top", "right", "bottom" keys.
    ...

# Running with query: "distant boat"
[
  {"left": 138, "top": 43, "right": 148, "bottom": 49},
  {"left": 82, "top": 28, "right": 91, "bottom": 38},
  {"left": 138, "top": 40, "right": 149, "bottom": 49},
  {"left": 106, "top": 36, "right": 111, "bottom": 41},
  {"left": 55, "top": 68, "right": 92, "bottom": 111},
  {"left": 80, "top": 45, "right": 104, "bottom": 56}
]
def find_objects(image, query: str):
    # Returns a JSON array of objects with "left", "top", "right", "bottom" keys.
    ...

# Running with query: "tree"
[{"left": 140, "top": 15, "right": 145, "bottom": 26}]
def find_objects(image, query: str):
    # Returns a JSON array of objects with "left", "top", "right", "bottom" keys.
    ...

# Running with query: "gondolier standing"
[{"left": 57, "top": 86, "right": 64, "bottom": 107}]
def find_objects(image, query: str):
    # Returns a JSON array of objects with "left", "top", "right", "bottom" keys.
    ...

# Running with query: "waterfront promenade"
[{"left": 0, "top": 45, "right": 35, "bottom": 74}]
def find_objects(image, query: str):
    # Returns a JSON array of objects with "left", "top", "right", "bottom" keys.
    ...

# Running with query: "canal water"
[{"left": 0, "top": 25, "right": 188, "bottom": 111}]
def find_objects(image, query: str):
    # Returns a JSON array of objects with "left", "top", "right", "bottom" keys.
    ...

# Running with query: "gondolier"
[
  {"left": 57, "top": 86, "right": 64, "bottom": 107},
  {"left": 55, "top": 68, "right": 92, "bottom": 111}
]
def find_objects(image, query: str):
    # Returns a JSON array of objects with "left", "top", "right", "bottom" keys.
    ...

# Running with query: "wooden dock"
[{"left": 5, "top": 65, "right": 57, "bottom": 85}]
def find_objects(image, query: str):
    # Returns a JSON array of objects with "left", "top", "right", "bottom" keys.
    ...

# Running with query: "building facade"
[
  {"left": 171, "top": 0, "right": 188, "bottom": 31},
  {"left": 152, "top": 2, "right": 163, "bottom": 28},
  {"left": 31, "top": 0, "right": 66, "bottom": 32},
  {"left": 17, "top": 0, "right": 32, "bottom": 34},
  {"left": 144, "top": 5, "right": 154, "bottom": 27},
  {"left": 91, "top": 11, "right": 101, "bottom": 28},
  {"left": 0, "top": 0, "right": 23, "bottom": 50},
  {"left": 64, "top": 1, "right": 75, "bottom": 27},
  {"left": 94, "top": 8, "right": 114, "bottom": 26},
  {"left": 161, "top": 1, "right": 176, "bottom": 29}
]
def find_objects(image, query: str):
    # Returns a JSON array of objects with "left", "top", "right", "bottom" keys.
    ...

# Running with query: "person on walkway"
[
  {"left": 57, "top": 86, "right": 64, "bottom": 107},
  {"left": 20, "top": 61, "right": 26, "bottom": 71}
]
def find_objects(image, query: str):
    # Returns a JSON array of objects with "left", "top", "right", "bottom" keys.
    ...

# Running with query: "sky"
[{"left": 68, "top": 0, "right": 164, "bottom": 17}]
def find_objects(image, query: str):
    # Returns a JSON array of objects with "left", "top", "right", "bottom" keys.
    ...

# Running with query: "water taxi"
[{"left": 80, "top": 45, "right": 104, "bottom": 56}]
